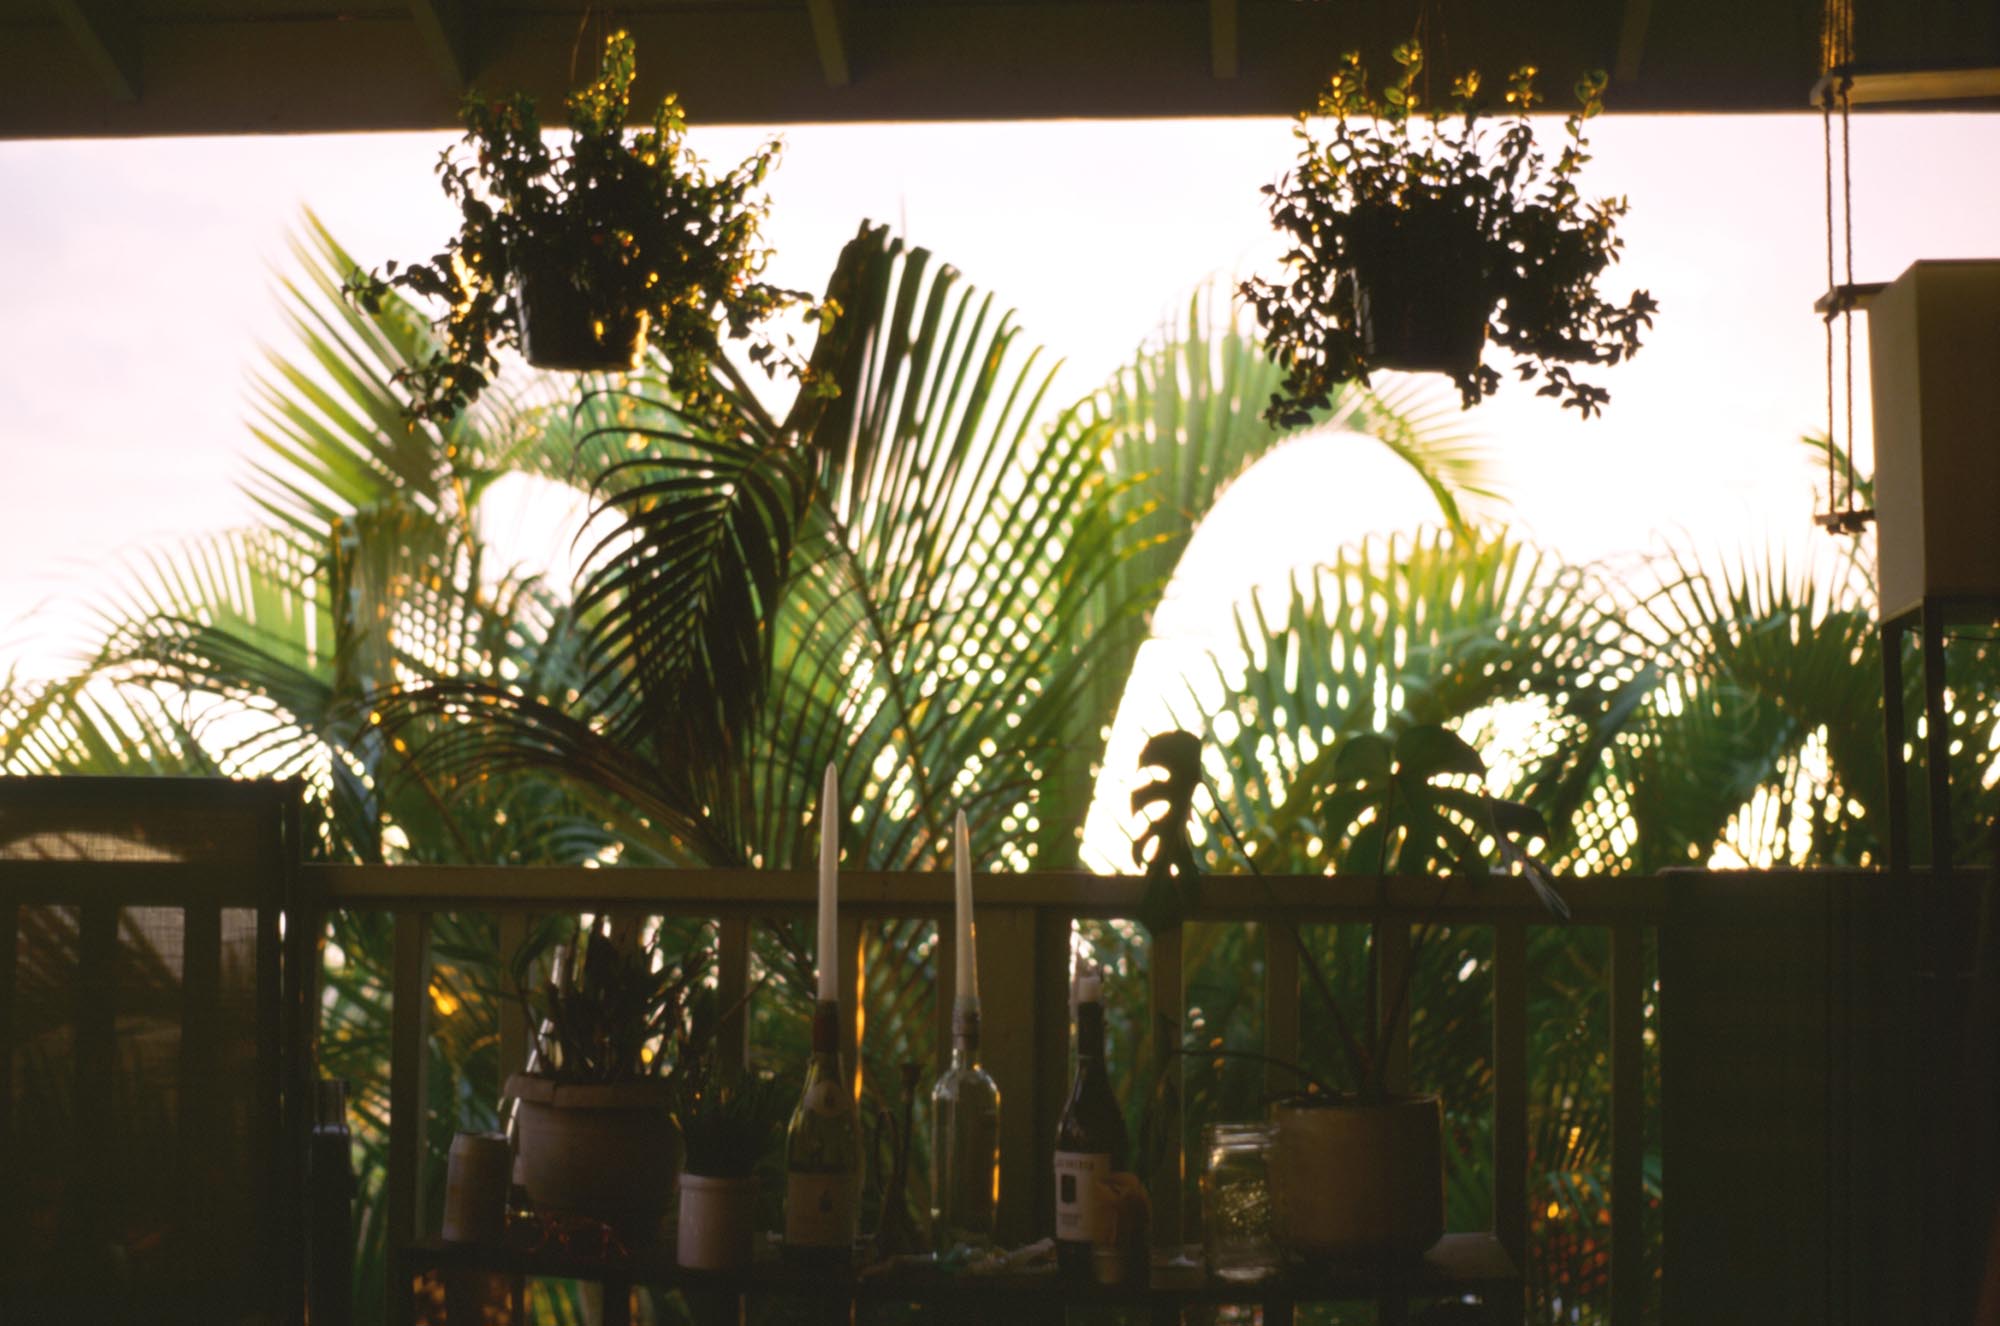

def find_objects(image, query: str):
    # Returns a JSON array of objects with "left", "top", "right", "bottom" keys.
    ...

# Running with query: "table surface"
[{"left": 402, "top": 1232, "right": 1518, "bottom": 1304}]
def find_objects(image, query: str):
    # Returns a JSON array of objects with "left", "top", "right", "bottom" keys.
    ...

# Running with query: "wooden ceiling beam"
[
  {"left": 1210, "top": 0, "right": 1238, "bottom": 79},
  {"left": 408, "top": 0, "right": 477, "bottom": 93},
  {"left": 806, "top": 0, "right": 852, "bottom": 88},
  {"left": 1614, "top": 0, "right": 1653, "bottom": 85},
  {"left": 47, "top": 0, "right": 139, "bottom": 102},
  {"left": 1812, "top": 64, "right": 2000, "bottom": 107}
]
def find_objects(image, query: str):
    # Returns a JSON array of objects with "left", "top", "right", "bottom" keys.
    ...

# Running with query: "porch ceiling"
[{"left": 0, "top": 0, "right": 1993, "bottom": 139}]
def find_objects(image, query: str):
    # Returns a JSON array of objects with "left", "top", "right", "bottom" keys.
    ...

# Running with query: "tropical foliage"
[{"left": 6, "top": 202, "right": 1998, "bottom": 1326}]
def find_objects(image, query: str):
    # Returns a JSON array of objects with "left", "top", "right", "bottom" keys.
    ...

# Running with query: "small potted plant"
[
  {"left": 1241, "top": 43, "right": 1658, "bottom": 423},
  {"left": 347, "top": 30, "right": 825, "bottom": 423},
  {"left": 1136, "top": 724, "right": 1567, "bottom": 1259},
  {"left": 507, "top": 920, "right": 710, "bottom": 1246},
  {"left": 673, "top": 1051, "right": 787, "bottom": 1272}
]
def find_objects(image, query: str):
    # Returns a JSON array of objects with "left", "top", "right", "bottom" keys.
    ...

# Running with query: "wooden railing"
[{"left": 312, "top": 865, "right": 1673, "bottom": 1324}]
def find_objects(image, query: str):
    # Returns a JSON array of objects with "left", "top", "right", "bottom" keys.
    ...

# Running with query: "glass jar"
[{"left": 1200, "top": 1121, "right": 1281, "bottom": 1283}]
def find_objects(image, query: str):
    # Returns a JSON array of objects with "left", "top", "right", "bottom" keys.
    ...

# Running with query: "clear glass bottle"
[
  {"left": 1200, "top": 1122, "right": 1280, "bottom": 1282},
  {"left": 785, "top": 999, "right": 860, "bottom": 1264},
  {"left": 930, "top": 1001, "right": 1001, "bottom": 1254}
]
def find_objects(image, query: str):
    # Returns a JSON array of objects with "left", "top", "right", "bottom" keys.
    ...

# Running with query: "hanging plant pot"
[
  {"left": 1343, "top": 202, "right": 1489, "bottom": 377},
  {"left": 676, "top": 1173, "right": 759, "bottom": 1271},
  {"left": 1271, "top": 1094, "right": 1444, "bottom": 1259},
  {"left": 508, "top": 1075, "right": 679, "bottom": 1245},
  {"left": 1243, "top": 51, "right": 1654, "bottom": 418},
  {"left": 514, "top": 259, "right": 649, "bottom": 374}
]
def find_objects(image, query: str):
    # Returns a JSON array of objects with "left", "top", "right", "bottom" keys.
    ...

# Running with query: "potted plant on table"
[
  {"left": 672, "top": 1050, "right": 787, "bottom": 1271},
  {"left": 347, "top": 30, "right": 827, "bottom": 424},
  {"left": 507, "top": 920, "right": 710, "bottom": 1247},
  {"left": 1136, "top": 723, "right": 1567, "bottom": 1260},
  {"left": 1240, "top": 42, "right": 1657, "bottom": 423}
]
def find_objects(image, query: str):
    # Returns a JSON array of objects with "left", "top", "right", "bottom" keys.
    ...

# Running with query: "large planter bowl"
[
  {"left": 1271, "top": 1093, "right": 1444, "bottom": 1259},
  {"left": 514, "top": 261, "right": 648, "bottom": 373},
  {"left": 507, "top": 1074, "right": 679, "bottom": 1246},
  {"left": 676, "top": 1173, "right": 759, "bottom": 1271}
]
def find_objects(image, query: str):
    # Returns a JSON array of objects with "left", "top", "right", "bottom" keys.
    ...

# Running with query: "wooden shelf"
[{"left": 399, "top": 1231, "right": 1520, "bottom": 1323}]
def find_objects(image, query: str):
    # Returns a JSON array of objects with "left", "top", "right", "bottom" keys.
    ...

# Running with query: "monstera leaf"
[
  {"left": 1132, "top": 729, "right": 1204, "bottom": 933},
  {"left": 1275, "top": 722, "right": 1567, "bottom": 919}
]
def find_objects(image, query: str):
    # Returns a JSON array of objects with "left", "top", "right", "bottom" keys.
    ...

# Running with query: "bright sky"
[{"left": 1, "top": 113, "right": 1996, "bottom": 860}]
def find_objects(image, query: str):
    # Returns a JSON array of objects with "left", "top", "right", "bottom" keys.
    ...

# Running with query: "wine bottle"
[
  {"left": 785, "top": 999, "right": 860, "bottom": 1263},
  {"left": 1054, "top": 962, "right": 1127, "bottom": 1280},
  {"left": 930, "top": 1001, "right": 1001, "bottom": 1253},
  {"left": 306, "top": 1079, "right": 355, "bottom": 1325}
]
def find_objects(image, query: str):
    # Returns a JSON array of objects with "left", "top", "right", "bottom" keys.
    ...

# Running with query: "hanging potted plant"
[
  {"left": 1241, "top": 43, "right": 1658, "bottom": 424},
  {"left": 672, "top": 1054, "right": 787, "bottom": 1272},
  {"left": 507, "top": 920, "right": 710, "bottom": 1247},
  {"left": 1135, "top": 724, "right": 1568, "bottom": 1259},
  {"left": 347, "top": 30, "right": 827, "bottom": 423}
]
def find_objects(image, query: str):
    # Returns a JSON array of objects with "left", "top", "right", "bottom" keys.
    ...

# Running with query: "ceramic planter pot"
[
  {"left": 675, "top": 1173, "right": 759, "bottom": 1271},
  {"left": 507, "top": 1074, "right": 679, "bottom": 1246},
  {"left": 1271, "top": 1093, "right": 1444, "bottom": 1259},
  {"left": 514, "top": 260, "right": 648, "bottom": 373},
  {"left": 1344, "top": 202, "right": 1489, "bottom": 377}
]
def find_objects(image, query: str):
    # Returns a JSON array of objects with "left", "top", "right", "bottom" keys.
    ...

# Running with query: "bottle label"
[
  {"left": 803, "top": 1078, "right": 847, "bottom": 1118},
  {"left": 786, "top": 1171, "right": 856, "bottom": 1247},
  {"left": 1053, "top": 1150, "right": 1111, "bottom": 1242}
]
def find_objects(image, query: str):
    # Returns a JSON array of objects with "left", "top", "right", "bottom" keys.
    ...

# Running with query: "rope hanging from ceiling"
[{"left": 1815, "top": 0, "right": 1874, "bottom": 537}]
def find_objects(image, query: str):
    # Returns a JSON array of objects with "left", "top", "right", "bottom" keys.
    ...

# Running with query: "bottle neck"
[
  {"left": 950, "top": 1003, "right": 982, "bottom": 1067},
  {"left": 1074, "top": 999, "right": 1106, "bottom": 1073},
  {"left": 810, "top": 999, "right": 842, "bottom": 1065}
]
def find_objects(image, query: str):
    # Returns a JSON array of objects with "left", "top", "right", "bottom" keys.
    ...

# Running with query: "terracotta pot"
[
  {"left": 1271, "top": 1094, "right": 1444, "bottom": 1258},
  {"left": 1344, "top": 202, "right": 1489, "bottom": 377},
  {"left": 514, "top": 260, "right": 648, "bottom": 373},
  {"left": 676, "top": 1173, "right": 759, "bottom": 1271},
  {"left": 507, "top": 1074, "right": 679, "bottom": 1246}
]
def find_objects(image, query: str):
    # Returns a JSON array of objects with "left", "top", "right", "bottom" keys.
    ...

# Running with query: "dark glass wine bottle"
[
  {"left": 306, "top": 1079, "right": 355, "bottom": 1325},
  {"left": 785, "top": 1000, "right": 860, "bottom": 1264},
  {"left": 1053, "top": 964, "right": 1126, "bottom": 1280}
]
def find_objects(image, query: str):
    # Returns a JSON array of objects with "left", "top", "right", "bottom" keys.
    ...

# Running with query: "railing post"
[
  {"left": 388, "top": 909, "right": 433, "bottom": 1326},
  {"left": 1377, "top": 921, "right": 1411, "bottom": 1095},
  {"left": 933, "top": 921, "right": 956, "bottom": 1075},
  {"left": 1263, "top": 921, "right": 1300, "bottom": 1097},
  {"left": 496, "top": 911, "right": 527, "bottom": 1088},
  {"left": 977, "top": 904, "right": 1048, "bottom": 1243},
  {"left": 181, "top": 903, "right": 224, "bottom": 1260},
  {"left": 1494, "top": 919, "right": 1528, "bottom": 1326},
  {"left": 1611, "top": 920, "right": 1646, "bottom": 1325},
  {"left": 717, "top": 915, "right": 751, "bottom": 1080},
  {"left": 1034, "top": 910, "right": 1073, "bottom": 1243},
  {"left": 1149, "top": 918, "right": 1184, "bottom": 1247},
  {"left": 0, "top": 900, "right": 12, "bottom": 1209},
  {"left": 838, "top": 913, "right": 864, "bottom": 1105}
]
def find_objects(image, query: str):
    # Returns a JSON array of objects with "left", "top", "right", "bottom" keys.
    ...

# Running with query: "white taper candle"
[
  {"left": 954, "top": 809, "right": 977, "bottom": 1005},
  {"left": 818, "top": 762, "right": 839, "bottom": 1002}
]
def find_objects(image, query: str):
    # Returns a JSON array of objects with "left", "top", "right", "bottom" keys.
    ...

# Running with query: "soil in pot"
[
  {"left": 514, "top": 262, "right": 649, "bottom": 373},
  {"left": 676, "top": 1173, "right": 759, "bottom": 1271},
  {"left": 508, "top": 1074, "right": 679, "bottom": 1246},
  {"left": 1344, "top": 202, "right": 1489, "bottom": 377},
  {"left": 1271, "top": 1093, "right": 1444, "bottom": 1260}
]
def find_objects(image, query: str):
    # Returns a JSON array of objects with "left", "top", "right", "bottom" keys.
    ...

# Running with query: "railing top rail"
[{"left": 301, "top": 863, "right": 1896, "bottom": 922}]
